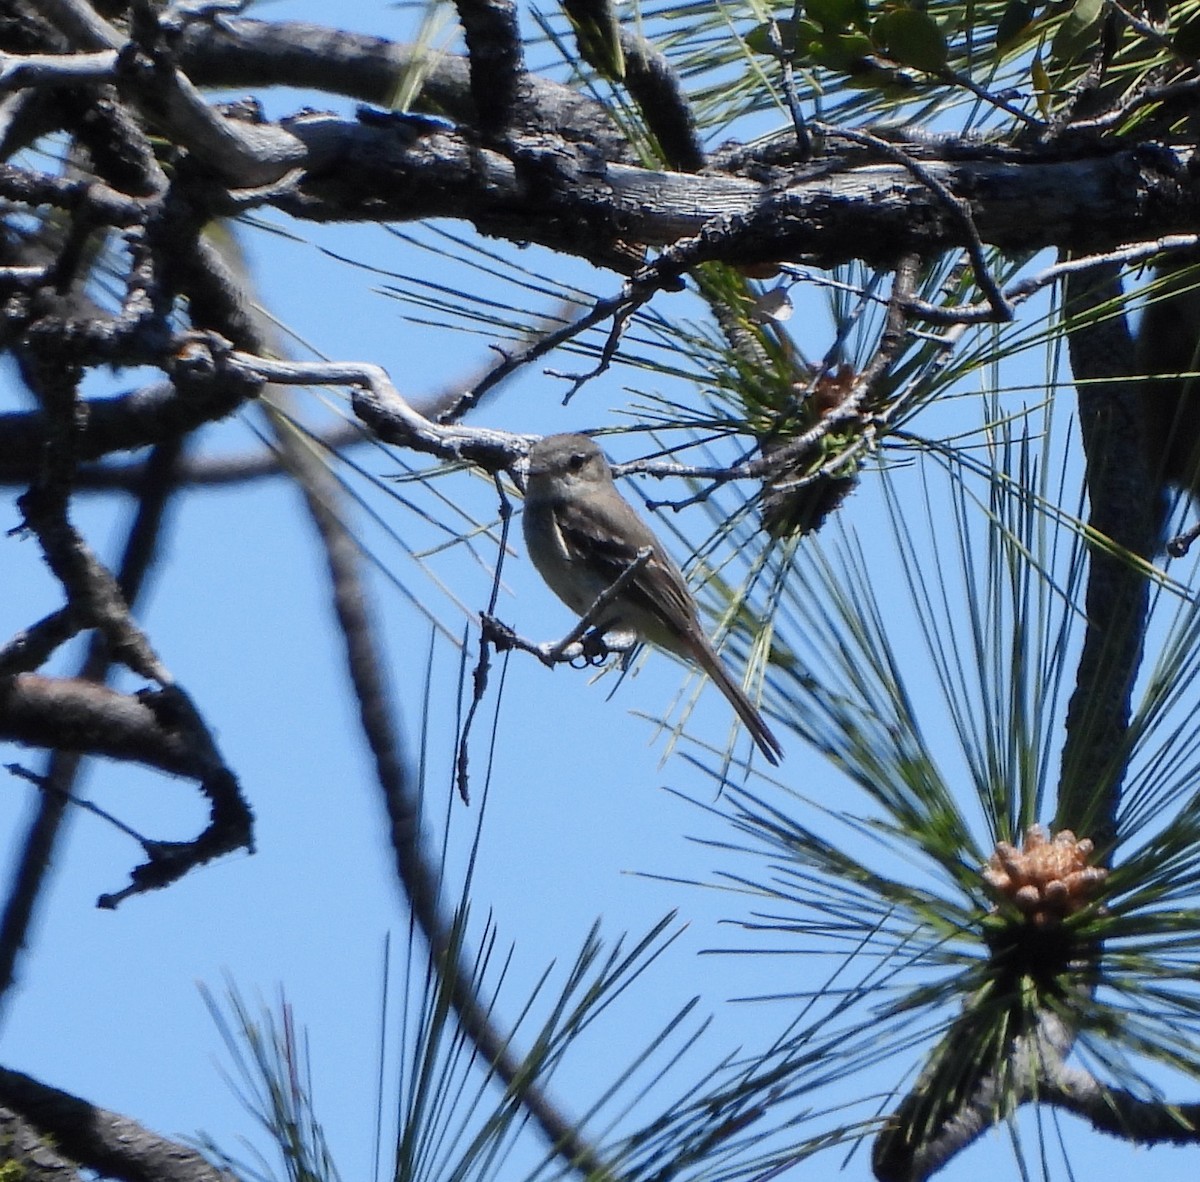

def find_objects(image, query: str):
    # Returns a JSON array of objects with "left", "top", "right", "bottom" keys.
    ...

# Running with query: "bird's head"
[{"left": 525, "top": 433, "right": 613, "bottom": 492}]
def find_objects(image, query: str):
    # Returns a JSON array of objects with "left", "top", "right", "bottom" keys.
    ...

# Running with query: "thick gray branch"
[
  {"left": 454, "top": 0, "right": 525, "bottom": 140},
  {"left": 0, "top": 1104, "right": 84, "bottom": 1182},
  {"left": 1039, "top": 1063, "right": 1200, "bottom": 1142},
  {"left": 271, "top": 116, "right": 1200, "bottom": 271},
  {"left": 1057, "top": 263, "right": 1157, "bottom": 851},
  {"left": 0, "top": 675, "right": 223, "bottom": 782},
  {"left": 873, "top": 1012, "right": 1076, "bottom": 1181},
  {"left": 0, "top": 1065, "right": 237, "bottom": 1182},
  {"left": 4, "top": 54, "right": 1197, "bottom": 276},
  {"left": 175, "top": 17, "right": 631, "bottom": 158},
  {"left": 33, "top": 0, "right": 303, "bottom": 185}
]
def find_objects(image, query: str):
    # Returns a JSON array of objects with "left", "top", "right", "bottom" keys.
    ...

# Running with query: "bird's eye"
[{"left": 568, "top": 452, "right": 587, "bottom": 471}]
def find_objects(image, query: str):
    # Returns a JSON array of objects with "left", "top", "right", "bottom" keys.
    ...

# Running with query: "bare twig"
[
  {"left": 900, "top": 233, "right": 1200, "bottom": 325},
  {"left": 455, "top": 473, "right": 513, "bottom": 804},
  {"left": 549, "top": 300, "right": 637, "bottom": 402},
  {"left": 1066, "top": 75, "right": 1200, "bottom": 133},
  {"left": 937, "top": 64, "right": 1044, "bottom": 128},
  {"left": 776, "top": 6, "right": 811, "bottom": 152},
  {"left": 1166, "top": 519, "right": 1200, "bottom": 555},
  {"left": 438, "top": 287, "right": 640, "bottom": 422},
  {"left": 539, "top": 541, "right": 647, "bottom": 662},
  {"left": 216, "top": 350, "right": 532, "bottom": 466},
  {"left": 1110, "top": 1, "right": 1175, "bottom": 51},
  {"left": 482, "top": 548, "right": 649, "bottom": 665},
  {"left": 5, "top": 762, "right": 153, "bottom": 846},
  {"left": 815, "top": 122, "right": 1011, "bottom": 322},
  {"left": 864, "top": 254, "right": 922, "bottom": 385}
]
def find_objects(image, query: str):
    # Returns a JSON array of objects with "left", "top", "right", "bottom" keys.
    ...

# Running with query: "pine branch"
[
  {"left": 0, "top": 1065, "right": 238, "bottom": 1182},
  {"left": 1056, "top": 262, "right": 1158, "bottom": 851}
]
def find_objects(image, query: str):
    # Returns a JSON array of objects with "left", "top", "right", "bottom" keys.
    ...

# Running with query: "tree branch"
[
  {"left": 619, "top": 29, "right": 704, "bottom": 172},
  {"left": 35, "top": 0, "right": 304, "bottom": 186},
  {"left": 0, "top": 677, "right": 218, "bottom": 795},
  {"left": 266, "top": 115, "right": 1200, "bottom": 271},
  {"left": 0, "top": 1064, "right": 238, "bottom": 1182},
  {"left": 454, "top": 0, "right": 525, "bottom": 141},
  {"left": 1057, "top": 261, "right": 1157, "bottom": 851},
  {"left": 1039, "top": 1061, "right": 1200, "bottom": 1142},
  {"left": 0, "top": 1103, "right": 85, "bottom": 1182},
  {"left": 0, "top": 674, "right": 253, "bottom": 910},
  {"left": 175, "top": 18, "right": 631, "bottom": 159}
]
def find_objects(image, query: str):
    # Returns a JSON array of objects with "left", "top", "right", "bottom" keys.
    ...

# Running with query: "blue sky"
[{"left": 2, "top": 3, "right": 1200, "bottom": 1181}]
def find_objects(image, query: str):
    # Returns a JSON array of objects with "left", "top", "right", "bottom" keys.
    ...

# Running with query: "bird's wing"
[
  {"left": 556, "top": 491, "right": 783, "bottom": 764},
  {"left": 554, "top": 494, "right": 699, "bottom": 635}
]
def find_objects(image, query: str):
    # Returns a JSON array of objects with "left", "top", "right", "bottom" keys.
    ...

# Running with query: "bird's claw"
[{"left": 571, "top": 629, "right": 611, "bottom": 668}]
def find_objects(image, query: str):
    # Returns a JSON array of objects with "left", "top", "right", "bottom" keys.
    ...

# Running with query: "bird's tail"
[{"left": 687, "top": 637, "right": 783, "bottom": 765}]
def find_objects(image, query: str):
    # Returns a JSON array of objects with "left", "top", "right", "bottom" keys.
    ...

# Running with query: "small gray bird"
[{"left": 522, "top": 433, "right": 783, "bottom": 764}]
